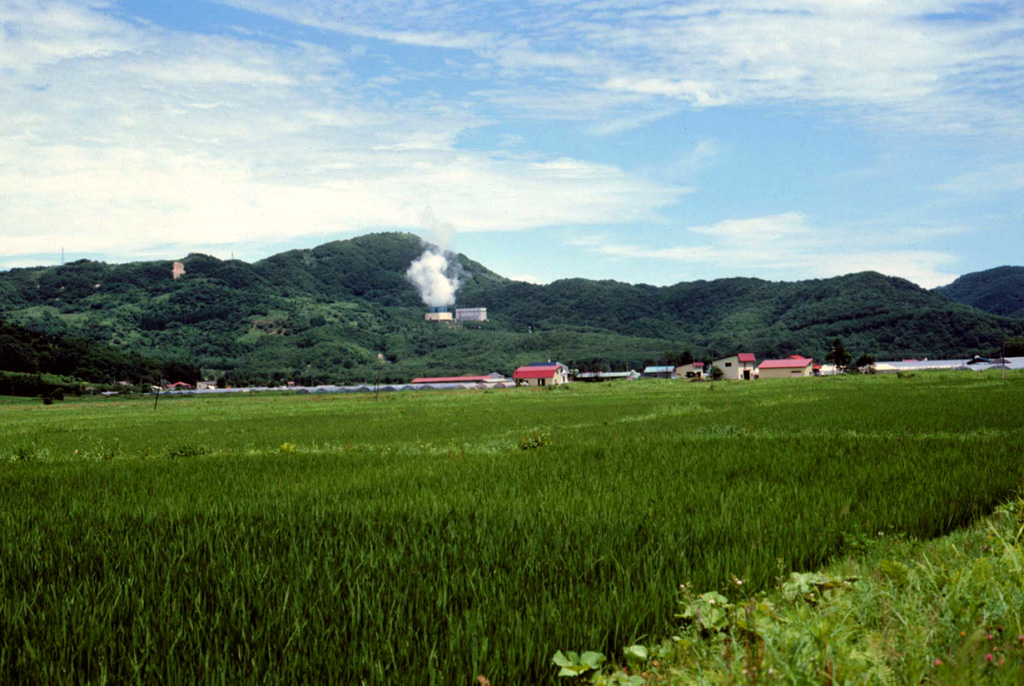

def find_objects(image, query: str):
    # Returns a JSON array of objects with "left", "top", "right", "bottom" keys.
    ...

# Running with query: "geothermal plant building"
[
  {"left": 424, "top": 307, "right": 487, "bottom": 322},
  {"left": 424, "top": 307, "right": 453, "bottom": 322},
  {"left": 455, "top": 307, "right": 487, "bottom": 322}
]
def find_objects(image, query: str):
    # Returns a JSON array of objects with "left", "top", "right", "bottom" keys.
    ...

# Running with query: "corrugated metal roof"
[
  {"left": 737, "top": 353, "right": 756, "bottom": 363},
  {"left": 513, "top": 365, "right": 562, "bottom": 379},
  {"left": 759, "top": 357, "right": 813, "bottom": 369},
  {"left": 873, "top": 357, "right": 1024, "bottom": 372},
  {"left": 643, "top": 366, "right": 675, "bottom": 373}
]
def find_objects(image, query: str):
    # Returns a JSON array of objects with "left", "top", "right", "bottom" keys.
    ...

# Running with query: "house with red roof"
[
  {"left": 512, "top": 362, "right": 570, "bottom": 387},
  {"left": 713, "top": 353, "right": 758, "bottom": 380},
  {"left": 674, "top": 361, "right": 705, "bottom": 379},
  {"left": 756, "top": 355, "right": 814, "bottom": 379}
]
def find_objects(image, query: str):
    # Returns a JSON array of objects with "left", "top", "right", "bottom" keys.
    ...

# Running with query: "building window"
[{"left": 725, "top": 362, "right": 732, "bottom": 367}]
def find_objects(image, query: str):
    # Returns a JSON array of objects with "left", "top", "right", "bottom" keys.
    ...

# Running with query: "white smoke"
[{"left": 406, "top": 247, "right": 460, "bottom": 307}]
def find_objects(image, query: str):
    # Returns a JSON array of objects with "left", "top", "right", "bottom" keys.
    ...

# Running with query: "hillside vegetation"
[
  {"left": 0, "top": 320, "right": 186, "bottom": 397},
  {"left": 935, "top": 266, "right": 1024, "bottom": 319},
  {"left": 0, "top": 233, "right": 1020, "bottom": 384}
]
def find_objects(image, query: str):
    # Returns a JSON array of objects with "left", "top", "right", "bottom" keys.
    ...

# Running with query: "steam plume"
[{"left": 406, "top": 247, "right": 460, "bottom": 307}]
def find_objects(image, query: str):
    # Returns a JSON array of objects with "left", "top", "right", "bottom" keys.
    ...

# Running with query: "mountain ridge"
[
  {"left": 0, "top": 232, "right": 1020, "bottom": 384},
  {"left": 935, "top": 266, "right": 1024, "bottom": 319}
]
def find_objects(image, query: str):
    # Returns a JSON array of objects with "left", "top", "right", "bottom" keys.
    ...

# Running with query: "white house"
[
  {"left": 512, "top": 362, "right": 570, "bottom": 386},
  {"left": 713, "top": 353, "right": 757, "bottom": 380},
  {"left": 674, "top": 361, "right": 705, "bottom": 379}
]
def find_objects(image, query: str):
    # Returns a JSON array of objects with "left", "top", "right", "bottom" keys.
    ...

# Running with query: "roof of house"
[
  {"left": 758, "top": 356, "right": 814, "bottom": 370},
  {"left": 714, "top": 353, "right": 757, "bottom": 364},
  {"left": 513, "top": 364, "right": 563, "bottom": 379},
  {"left": 577, "top": 371, "right": 639, "bottom": 379},
  {"left": 643, "top": 366, "right": 675, "bottom": 374},
  {"left": 411, "top": 376, "right": 495, "bottom": 384}
]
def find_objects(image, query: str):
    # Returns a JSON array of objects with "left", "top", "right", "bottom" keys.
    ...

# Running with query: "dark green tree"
[
  {"left": 855, "top": 354, "right": 876, "bottom": 372},
  {"left": 1003, "top": 336, "right": 1024, "bottom": 357},
  {"left": 826, "top": 338, "right": 853, "bottom": 373},
  {"left": 161, "top": 359, "right": 201, "bottom": 385}
]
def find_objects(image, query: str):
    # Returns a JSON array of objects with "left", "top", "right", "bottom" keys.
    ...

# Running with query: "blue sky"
[{"left": 1, "top": 0, "right": 1022, "bottom": 288}]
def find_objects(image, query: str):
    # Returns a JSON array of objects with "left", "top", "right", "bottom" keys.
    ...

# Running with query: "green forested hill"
[
  {"left": 935, "top": 266, "right": 1024, "bottom": 318},
  {"left": 0, "top": 232, "right": 1020, "bottom": 384},
  {"left": 0, "top": 319, "right": 182, "bottom": 396}
]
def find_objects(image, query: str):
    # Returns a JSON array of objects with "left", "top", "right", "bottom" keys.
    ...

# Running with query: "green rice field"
[{"left": 1, "top": 373, "right": 1022, "bottom": 683}]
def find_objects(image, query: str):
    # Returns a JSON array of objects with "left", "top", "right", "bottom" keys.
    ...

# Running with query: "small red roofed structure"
[
  {"left": 674, "top": 361, "right": 705, "bottom": 379},
  {"left": 757, "top": 355, "right": 814, "bottom": 379},
  {"left": 512, "top": 363, "right": 569, "bottom": 387}
]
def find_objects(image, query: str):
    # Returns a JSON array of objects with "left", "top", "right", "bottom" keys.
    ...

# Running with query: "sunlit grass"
[{"left": 1, "top": 373, "right": 1022, "bottom": 683}]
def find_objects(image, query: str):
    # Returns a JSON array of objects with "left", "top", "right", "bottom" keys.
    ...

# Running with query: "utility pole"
[
  {"left": 1002, "top": 334, "right": 1006, "bottom": 380},
  {"left": 375, "top": 353, "right": 384, "bottom": 401}
]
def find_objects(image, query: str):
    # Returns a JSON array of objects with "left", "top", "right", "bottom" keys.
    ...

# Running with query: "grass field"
[{"left": 1, "top": 373, "right": 1022, "bottom": 683}]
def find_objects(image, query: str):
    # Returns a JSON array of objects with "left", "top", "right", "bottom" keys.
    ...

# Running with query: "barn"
[
  {"left": 512, "top": 363, "right": 570, "bottom": 387},
  {"left": 757, "top": 355, "right": 814, "bottom": 379},
  {"left": 642, "top": 365, "right": 676, "bottom": 379}
]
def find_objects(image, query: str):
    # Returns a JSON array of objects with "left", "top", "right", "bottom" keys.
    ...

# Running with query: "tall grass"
[{"left": 0, "top": 373, "right": 1021, "bottom": 683}]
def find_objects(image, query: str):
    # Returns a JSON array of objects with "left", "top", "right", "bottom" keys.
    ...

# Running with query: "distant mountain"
[
  {"left": 935, "top": 266, "right": 1024, "bottom": 319},
  {"left": 1, "top": 232, "right": 1021, "bottom": 385}
]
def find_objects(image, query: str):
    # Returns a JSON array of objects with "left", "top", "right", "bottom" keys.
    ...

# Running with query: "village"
[{"left": 155, "top": 351, "right": 1024, "bottom": 396}]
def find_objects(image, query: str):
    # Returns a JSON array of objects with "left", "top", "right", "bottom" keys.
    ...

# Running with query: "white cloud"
[
  {"left": 218, "top": 0, "right": 1024, "bottom": 133},
  {"left": 577, "top": 213, "right": 963, "bottom": 288},
  {"left": 686, "top": 212, "right": 812, "bottom": 241},
  {"left": 935, "top": 162, "right": 1024, "bottom": 196},
  {"left": 0, "top": 2, "right": 685, "bottom": 266}
]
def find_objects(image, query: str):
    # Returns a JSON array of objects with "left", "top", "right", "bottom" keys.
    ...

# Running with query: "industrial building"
[
  {"left": 424, "top": 306, "right": 453, "bottom": 322},
  {"left": 455, "top": 307, "right": 487, "bottom": 322}
]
